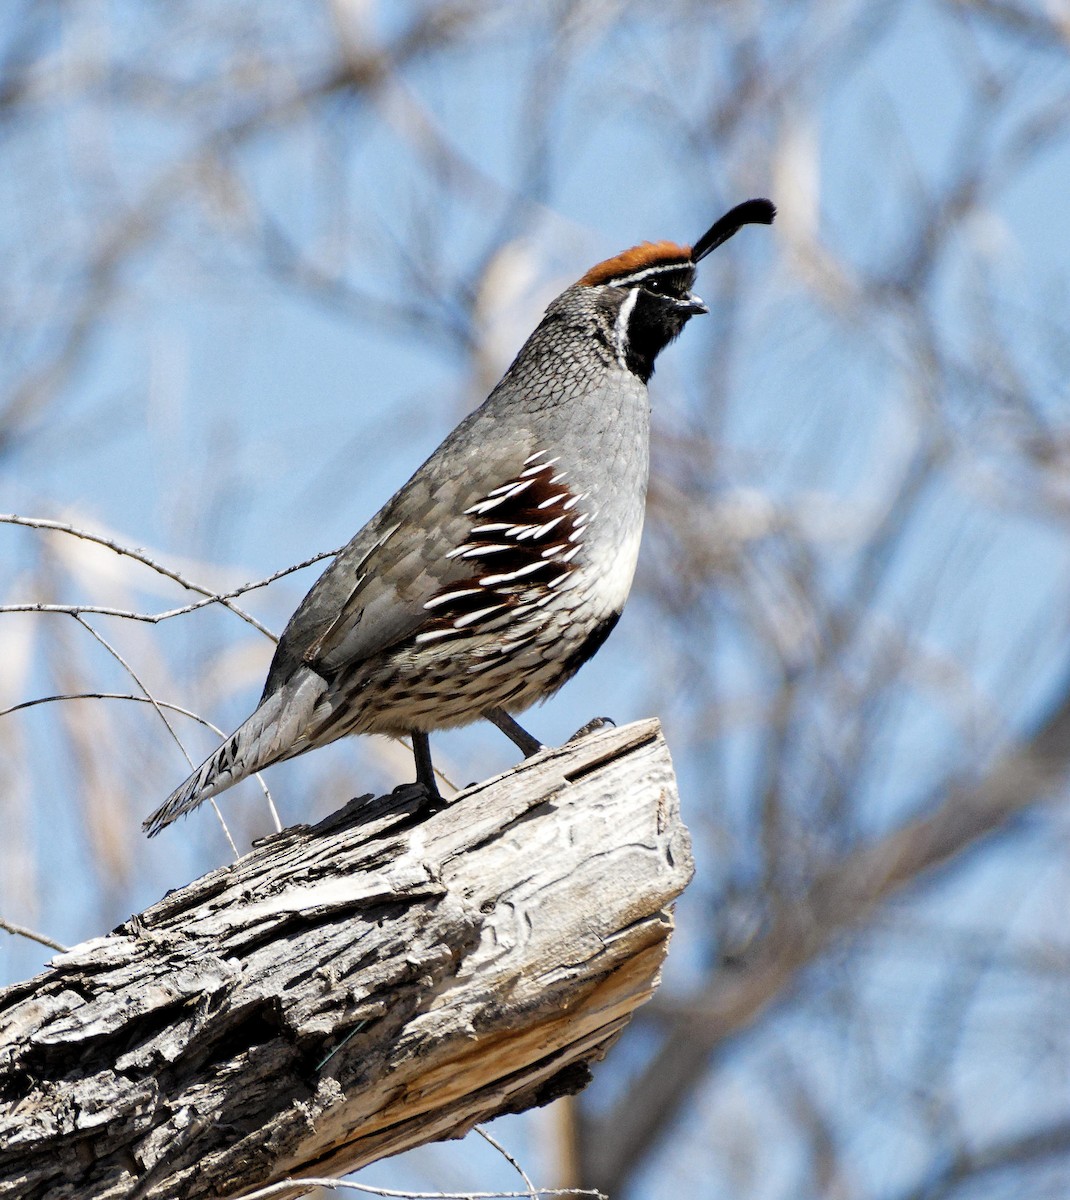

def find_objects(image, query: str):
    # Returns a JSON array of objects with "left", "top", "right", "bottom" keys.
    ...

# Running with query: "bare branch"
[
  {"left": 889, "top": 1118, "right": 1070, "bottom": 1200},
  {"left": 1, "top": 512, "right": 345, "bottom": 638},
  {"left": 475, "top": 1126, "right": 539, "bottom": 1200},
  {"left": 240, "top": 1180, "right": 603, "bottom": 1200},
  {"left": 0, "top": 917, "right": 67, "bottom": 954},
  {"left": 0, "top": 692, "right": 228, "bottom": 728},
  {"left": 70, "top": 614, "right": 194, "bottom": 768},
  {"left": 0, "top": 722, "right": 687, "bottom": 1200}
]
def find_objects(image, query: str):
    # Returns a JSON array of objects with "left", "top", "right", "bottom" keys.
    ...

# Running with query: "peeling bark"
[{"left": 0, "top": 719, "right": 690, "bottom": 1200}]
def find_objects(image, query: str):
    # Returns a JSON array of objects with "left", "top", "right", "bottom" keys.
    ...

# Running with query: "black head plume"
[
  {"left": 691, "top": 198, "right": 776, "bottom": 263},
  {"left": 574, "top": 198, "right": 776, "bottom": 383}
]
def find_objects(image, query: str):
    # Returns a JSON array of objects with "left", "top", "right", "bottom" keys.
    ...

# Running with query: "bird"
[{"left": 144, "top": 198, "right": 775, "bottom": 836}]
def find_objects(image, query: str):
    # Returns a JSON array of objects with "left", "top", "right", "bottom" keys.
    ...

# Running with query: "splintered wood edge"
[
  {"left": 268, "top": 940, "right": 675, "bottom": 1189},
  {"left": 261, "top": 722, "right": 688, "bottom": 1190}
]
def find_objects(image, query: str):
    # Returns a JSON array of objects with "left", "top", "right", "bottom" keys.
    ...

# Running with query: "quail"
[{"left": 144, "top": 198, "right": 775, "bottom": 836}]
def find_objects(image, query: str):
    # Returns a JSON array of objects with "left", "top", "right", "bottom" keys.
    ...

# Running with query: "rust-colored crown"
[
  {"left": 577, "top": 241, "right": 692, "bottom": 288},
  {"left": 577, "top": 199, "right": 776, "bottom": 289}
]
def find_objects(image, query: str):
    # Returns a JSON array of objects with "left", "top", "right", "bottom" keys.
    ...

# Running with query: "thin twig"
[
  {"left": 208, "top": 796, "right": 241, "bottom": 859},
  {"left": 70, "top": 614, "right": 195, "bottom": 768},
  {"left": 0, "top": 691, "right": 217, "bottom": 723},
  {"left": 1, "top": 512, "right": 342, "bottom": 640},
  {"left": 475, "top": 1126, "right": 538, "bottom": 1200},
  {"left": 0, "top": 917, "right": 68, "bottom": 953},
  {"left": 238, "top": 1178, "right": 604, "bottom": 1200},
  {"left": 4, "top": 690, "right": 455, "bottom": 813},
  {"left": 0, "top": 691, "right": 280, "bottom": 841},
  {"left": 67, "top": 615, "right": 259, "bottom": 852}
]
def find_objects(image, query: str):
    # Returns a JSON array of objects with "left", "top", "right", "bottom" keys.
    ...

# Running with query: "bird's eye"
[{"left": 645, "top": 277, "right": 666, "bottom": 294}]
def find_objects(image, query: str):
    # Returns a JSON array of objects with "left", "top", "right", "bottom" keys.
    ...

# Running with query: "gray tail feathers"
[{"left": 143, "top": 669, "right": 328, "bottom": 837}]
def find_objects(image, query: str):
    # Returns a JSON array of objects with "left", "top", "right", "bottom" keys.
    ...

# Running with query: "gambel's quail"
[{"left": 144, "top": 198, "right": 775, "bottom": 835}]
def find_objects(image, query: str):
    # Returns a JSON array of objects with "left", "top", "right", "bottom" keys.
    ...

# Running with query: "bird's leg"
[
  {"left": 411, "top": 730, "right": 446, "bottom": 807},
  {"left": 485, "top": 708, "right": 544, "bottom": 757},
  {"left": 567, "top": 716, "right": 616, "bottom": 743}
]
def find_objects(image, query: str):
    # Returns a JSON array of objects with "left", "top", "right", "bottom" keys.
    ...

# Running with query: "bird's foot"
[
  {"left": 415, "top": 784, "right": 449, "bottom": 817},
  {"left": 391, "top": 777, "right": 448, "bottom": 816},
  {"left": 567, "top": 716, "right": 616, "bottom": 743}
]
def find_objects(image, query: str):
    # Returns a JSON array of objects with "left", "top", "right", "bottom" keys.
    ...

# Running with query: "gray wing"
[{"left": 262, "top": 412, "right": 536, "bottom": 695}]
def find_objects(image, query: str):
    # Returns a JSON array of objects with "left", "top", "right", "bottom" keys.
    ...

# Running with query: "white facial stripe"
[
  {"left": 613, "top": 287, "right": 640, "bottom": 369},
  {"left": 603, "top": 261, "right": 691, "bottom": 288}
]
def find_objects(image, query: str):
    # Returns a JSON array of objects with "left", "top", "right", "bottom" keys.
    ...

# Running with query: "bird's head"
[{"left": 575, "top": 198, "right": 775, "bottom": 382}]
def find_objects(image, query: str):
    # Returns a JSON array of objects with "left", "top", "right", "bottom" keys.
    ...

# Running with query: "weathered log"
[{"left": 0, "top": 719, "right": 690, "bottom": 1200}]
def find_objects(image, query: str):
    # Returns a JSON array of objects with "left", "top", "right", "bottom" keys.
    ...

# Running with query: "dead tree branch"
[{"left": 0, "top": 720, "right": 690, "bottom": 1200}]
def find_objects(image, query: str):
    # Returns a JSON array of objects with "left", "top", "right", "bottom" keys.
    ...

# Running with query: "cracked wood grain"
[{"left": 0, "top": 719, "right": 691, "bottom": 1200}]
